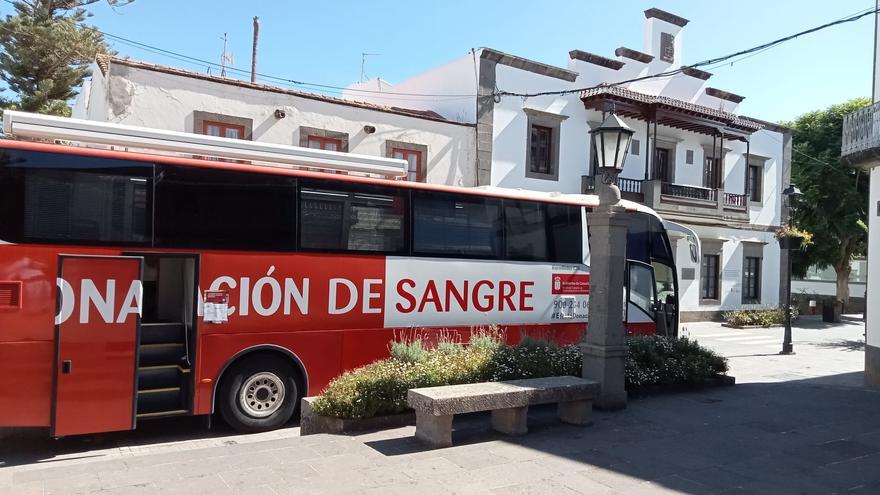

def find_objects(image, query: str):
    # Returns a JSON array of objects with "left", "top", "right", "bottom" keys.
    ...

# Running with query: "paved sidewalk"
[{"left": 1, "top": 318, "right": 877, "bottom": 494}]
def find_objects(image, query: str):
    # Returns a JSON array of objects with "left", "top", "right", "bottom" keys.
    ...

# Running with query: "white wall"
[
  {"left": 869, "top": 166, "right": 880, "bottom": 347},
  {"left": 490, "top": 63, "right": 588, "bottom": 192},
  {"left": 343, "top": 53, "right": 478, "bottom": 124},
  {"left": 675, "top": 226, "right": 781, "bottom": 312},
  {"left": 81, "top": 63, "right": 477, "bottom": 186},
  {"left": 792, "top": 280, "right": 867, "bottom": 299}
]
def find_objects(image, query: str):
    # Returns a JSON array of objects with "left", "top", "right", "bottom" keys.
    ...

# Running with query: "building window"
[
  {"left": 386, "top": 141, "right": 429, "bottom": 183},
  {"left": 654, "top": 147, "right": 673, "bottom": 182},
  {"left": 204, "top": 121, "right": 245, "bottom": 139},
  {"left": 530, "top": 125, "right": 553, "bottom": 175},
  {"left": 660, "top": 32, "right": 675, "bottom": 63},
  {"left": 298, "top": 126, "right": 349, "bottom": 153},
  {"left": 703, "top": 156, "right": 720, "bottom": 189},
  {"left": 701, "top": 254, "right": 720, "bottom": 301},
  {"left": 743, "top": 256, "right": 761, "bottom": 303},
  {"left": 631, "top": 139, "right": 640, "bottom": 156},
  {"left": 193, "top": 111, "right": 252, "bottom": 140},
  {"left": 524, "top": 108, "right": 567, "bottom": 181},
  {"left": 308, "top": 135, "right": 343, "bottom": 151},
  {"left": 392, "top": 148, "right": 423, "bottom": 182},
  {"left": 748, "top": 162, "right": 764, "bottom": 203},
  {"left": 686, "top": 149, "right": 694, "bottom": 164}
]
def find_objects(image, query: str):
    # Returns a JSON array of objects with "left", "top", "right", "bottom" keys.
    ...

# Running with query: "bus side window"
[
  {"left": 412, "top": 191, "right": 502, "bottom": 258},
  {"left": 547, "top": 204, "right": 582, "bottom": 264},
  {"left": 0, "top": 149, "right": 152, "bottom": 246},
  {"left": 299, "top": 182, "right": 407, "bottom": 254},
  {"left": 155, "top": 165, "right": 296, "bottom": 251},
  {"left": 505, "top": 200, "right": 548, "bottom": 261}
]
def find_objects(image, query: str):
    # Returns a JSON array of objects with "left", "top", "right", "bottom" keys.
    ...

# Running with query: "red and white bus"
[{"left": 0, "top": 111, "right": 689, "bottom": 436}]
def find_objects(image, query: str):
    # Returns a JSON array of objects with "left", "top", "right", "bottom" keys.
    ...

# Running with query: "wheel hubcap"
[{"left": 239, "top": 372, "right": 285, "bottom": 418}]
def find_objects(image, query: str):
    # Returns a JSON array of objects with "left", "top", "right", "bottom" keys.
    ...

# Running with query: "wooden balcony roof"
[{"left": 580, "top": 86, "right": 764, "bottom": 140}]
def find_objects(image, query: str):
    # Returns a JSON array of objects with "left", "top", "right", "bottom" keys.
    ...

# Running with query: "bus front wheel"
[{"left": 218, "top": 355, "right": 299, "bottom": 433}]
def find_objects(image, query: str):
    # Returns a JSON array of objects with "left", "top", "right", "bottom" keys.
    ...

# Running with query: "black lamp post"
[
  {"left": 780, "top": 184, "right": 803, "bottom": 355},
  {"left": 590, "top": 113, "right": 635, "bottom": 205},
  {"left": 582, "top": 112, "right": 634, "bottom": 410}
]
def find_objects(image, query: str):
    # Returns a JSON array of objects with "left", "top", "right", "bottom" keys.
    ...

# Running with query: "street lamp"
[
  {"left": 780, "top": 184, "right": 803, "bottom": 355},
  {"left": 582, "top": 112, "right": 634, "bottom": 410},
  {"left": 590, "top": 113, "right": 635, "bottom": 206}
]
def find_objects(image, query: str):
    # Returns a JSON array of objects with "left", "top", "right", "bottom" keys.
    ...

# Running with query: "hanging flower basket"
[
  {"left": 774, "top": 226, "right": 813, "bottom": 250},
  {"left": 778, "top": 236, "right": 803, "bottom": 250}
]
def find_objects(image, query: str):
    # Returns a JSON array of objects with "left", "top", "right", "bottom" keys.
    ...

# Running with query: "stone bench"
[{"left": 406, "top": 376, "right": 599, "bottom": 448}]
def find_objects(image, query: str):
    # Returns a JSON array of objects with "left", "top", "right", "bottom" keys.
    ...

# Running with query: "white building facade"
[
  {"left": 350, "top": 8, "right": 791, "bottom": 321},
  {"left": 72, "top": 56, "right": 477, "bottom": 187},
  {"left": 840, "top": 3, "right": 880, "bottom": 386},
  {"left": 72, "top": 7, "right": 790, "bottom": 322}
]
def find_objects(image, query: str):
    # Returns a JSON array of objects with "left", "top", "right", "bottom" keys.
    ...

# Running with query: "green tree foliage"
[
  {"left": 783, "top": 98, "right": 871, "bottom": 306},
  {"left": 0, "top": 1, "right": 133, "bottom": 115}
]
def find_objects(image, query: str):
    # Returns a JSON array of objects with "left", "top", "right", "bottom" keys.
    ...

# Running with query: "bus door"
[
  {"left": 626, "top": 260, "right": 657, "bottom": 336},
  {"left": 53, "top": 255, "right": 144, "bottom": 437},
  {"left": 128, "top": 253, "right": 199, "bottom": 421}
]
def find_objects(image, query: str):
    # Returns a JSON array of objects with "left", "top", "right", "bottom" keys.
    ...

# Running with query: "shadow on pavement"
[
  {"left": 359, "top": 372, "right": 880, "bottom": 493},
  {"left": 3, "top": 374, "right": 879, "bottom": 493},
  {"left": 0, "top": 415, "right": 300, "bottom": 468},
  {"left": 813, "top": 339, "right": 866, "bottom": 352}
]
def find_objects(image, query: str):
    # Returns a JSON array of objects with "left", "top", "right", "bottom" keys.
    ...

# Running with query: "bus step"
[
  {"left": 137, "top": 388, "right": 182, "bottom": 414},
  {"left": 138, "top": 365, "right": 188, "bottom": 390},
  {"left": 136, "top": 409, "right": 190, "bottom": 420},
  {"left": 140, "top": 322, "right": 185, "bottom": 345},
  {"left": 139, "top": 343, "right": 186, "bottom": 367}
]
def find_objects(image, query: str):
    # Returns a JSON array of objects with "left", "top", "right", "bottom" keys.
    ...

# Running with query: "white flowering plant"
[{"left": 312, "top": 332, "right": 728, "bottom": 419}]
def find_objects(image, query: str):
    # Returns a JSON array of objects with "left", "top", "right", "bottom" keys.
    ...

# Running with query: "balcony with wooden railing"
[
  {"left": 660, "top": 182, "right": 717, "bottom": 203},
  {"left": 581, "top": 175, "right": 644, "bottom": 202},
  {"left": 842, "top": 101, "right": 880, "bottom": 166},
  {"left": 723, "top": 192, "right": 747, "bottom": 210},
  {"left": 581, "top": 174, "right": 750, "bottom": 221}
]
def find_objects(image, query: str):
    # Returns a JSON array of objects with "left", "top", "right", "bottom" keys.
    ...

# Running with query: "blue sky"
[{"left": 25, "top": 1, "right": 880, "bottom": 122}]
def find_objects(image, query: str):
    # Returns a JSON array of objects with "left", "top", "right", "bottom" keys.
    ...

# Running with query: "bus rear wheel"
[{"left": 218, "top": 356, "right": 299, "bottom": 433}]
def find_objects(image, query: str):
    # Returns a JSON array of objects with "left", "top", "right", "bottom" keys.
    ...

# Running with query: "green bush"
[
  {"left": 312, "top": 332, "right": 728, "bottom": 419},
  {"left": 722, "top": 307, "right": 797, "bottom": 327},
  {"left": 625, "top": 336, "right": 728, "bottom": 389},
  {"left": 389, "top": 340, "right": 429, "bottom": 363}
]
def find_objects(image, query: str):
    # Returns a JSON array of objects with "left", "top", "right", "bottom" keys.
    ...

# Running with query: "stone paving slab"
[{"left": 1, "top": 320, "right": 878, "bottom": 493}]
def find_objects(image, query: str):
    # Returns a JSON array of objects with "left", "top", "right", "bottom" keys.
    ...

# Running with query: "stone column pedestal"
[{"left": 583, "top": 203, "right": 629, "bottom": 410}]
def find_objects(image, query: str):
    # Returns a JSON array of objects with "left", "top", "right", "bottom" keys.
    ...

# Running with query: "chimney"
[
  {"left": 251, "top": 17, "right": 260, "bottom": 83},
  {"left": 643, "top": 8, "right": 689, "bottom": 67}
]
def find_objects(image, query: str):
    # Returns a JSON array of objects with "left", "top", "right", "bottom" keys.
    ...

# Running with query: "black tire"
[{"left": 218, "top": 355, "right": 300, "bottom": 433}]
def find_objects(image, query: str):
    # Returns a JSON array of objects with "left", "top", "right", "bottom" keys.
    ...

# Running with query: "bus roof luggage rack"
[{"left": 1, "top": 110, "right": 408, "bottom": 178}]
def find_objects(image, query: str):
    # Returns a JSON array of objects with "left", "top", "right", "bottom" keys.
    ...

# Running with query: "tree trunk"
[
  {"left": 835, "top": 265, "right": 851, "bottom": 308},
  {"left": 834, "top": 237, "right": 853, "bottom": 310}
]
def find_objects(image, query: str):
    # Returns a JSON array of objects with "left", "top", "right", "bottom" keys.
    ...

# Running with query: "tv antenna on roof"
[
  {"left": 360, "top": 52, "right": 380, "bottom": 83},
  {"left": 220, "top": 33, "right": 235, "bottom": 77}
]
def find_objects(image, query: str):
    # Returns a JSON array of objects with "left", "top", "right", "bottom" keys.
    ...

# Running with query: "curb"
[
  {"left": 627, "top": 374, "right": 735, "bottom": 397},
  {"left": 721, "top": 324, "right": 783, "bottom": 329},
  {"left": 300, "top": 397, "right": 415, "bottom": 436}
]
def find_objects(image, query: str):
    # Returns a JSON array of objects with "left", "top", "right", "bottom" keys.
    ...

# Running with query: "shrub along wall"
[
  {"left": 311, "top": 332, "right": 728, "bottom": 420},
  {"left": 722, "top": 307, "right": 798, "bottom": 327}
]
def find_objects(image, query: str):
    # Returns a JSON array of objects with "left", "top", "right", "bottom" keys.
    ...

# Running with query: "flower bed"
[
  {"left": 625, "top": 335, "right": 729, "bottom": 390},
  {"left": 310, "top": 331, "right": 729, "bottom": 420},
  {"left": 721, "top": 307, "right": 798, "bottom": 328}
]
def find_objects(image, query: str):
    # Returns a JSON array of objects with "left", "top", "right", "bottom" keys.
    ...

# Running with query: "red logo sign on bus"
[{"left": 551, "top": 273, "right": 590, "bottom": 295}]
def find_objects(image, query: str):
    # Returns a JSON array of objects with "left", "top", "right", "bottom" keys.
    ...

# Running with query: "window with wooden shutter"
[
  {"left": 529, "top": 125, "right": 553, "bottom": 175},
  {"left": 660, "top": 32, "right": 675, "bottom": 62}
]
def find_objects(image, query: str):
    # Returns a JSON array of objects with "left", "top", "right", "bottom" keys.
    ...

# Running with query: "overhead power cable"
[
  {"left": 0, "top": 0, "right": 875, "bottom": 103},
  {"left": 495, "top": 7, "right": 880, "bottom": 99}
]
